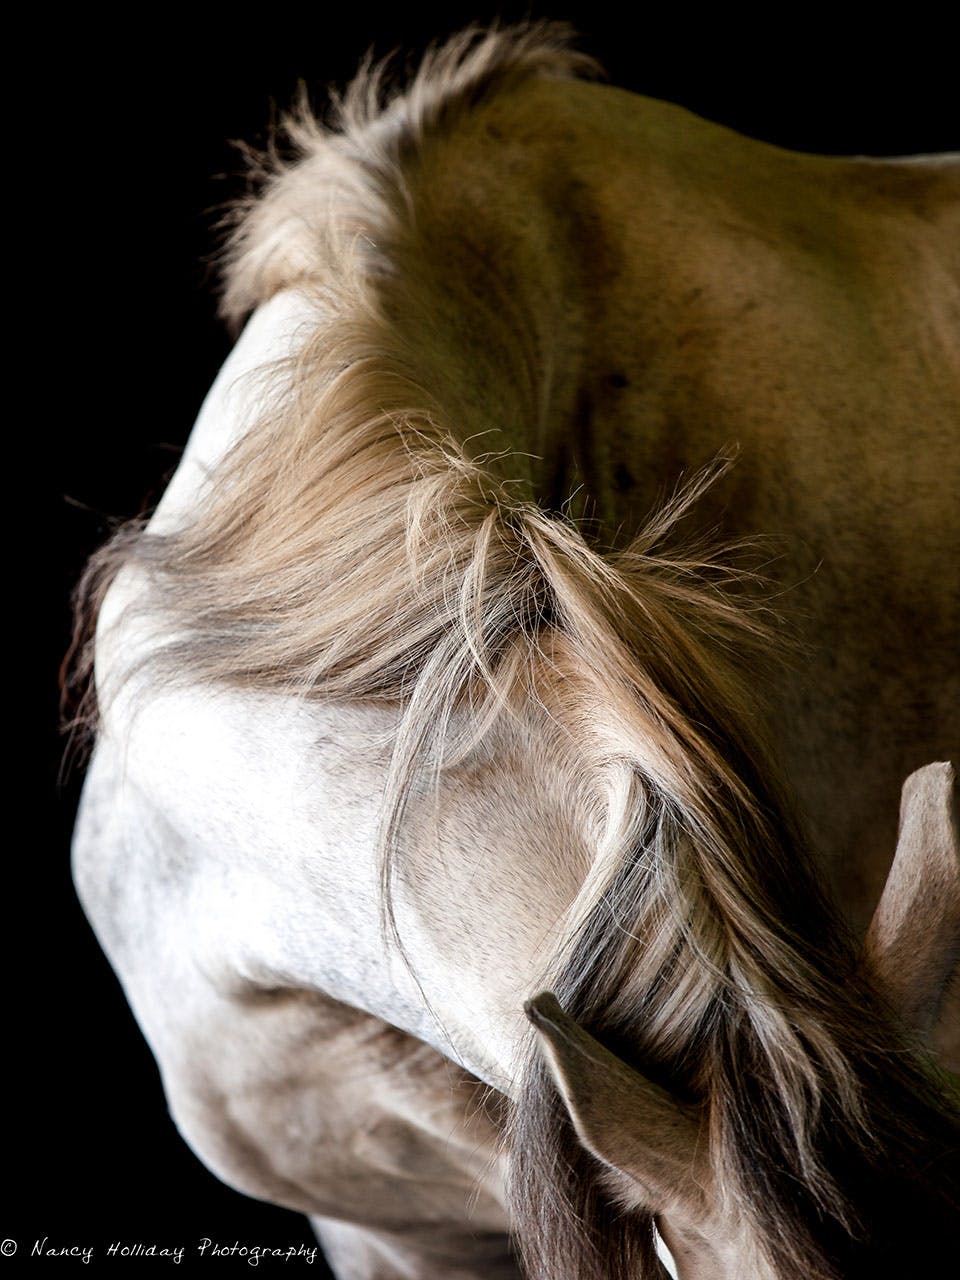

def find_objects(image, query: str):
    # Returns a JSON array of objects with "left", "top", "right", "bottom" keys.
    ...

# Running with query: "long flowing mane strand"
[
  {"left": 64, "top": 21, "right": 597, "bottom": 742},
  {"left": 508, "top": 515, "right": 960, "bottom": 1278},
  {"left": 67, "top": 24, "right": 960, "bottom": 1279}
]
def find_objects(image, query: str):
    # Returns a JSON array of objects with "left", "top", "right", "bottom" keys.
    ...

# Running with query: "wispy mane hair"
[{"left": 67, "top": 23, "right": 960, "bottom": 1279}]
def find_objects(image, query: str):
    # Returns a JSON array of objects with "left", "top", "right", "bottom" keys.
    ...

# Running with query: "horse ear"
[
  {"left": 862, "top": 762, "right": 960, "bottom": 1048},
  {"left": 525, "top": 992, "right": 705, "bottom": 1215}
]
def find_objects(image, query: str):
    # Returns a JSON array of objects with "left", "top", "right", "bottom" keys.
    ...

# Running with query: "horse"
[{"left": 67, "top": 22, "right": 960, "bottom": 1280}]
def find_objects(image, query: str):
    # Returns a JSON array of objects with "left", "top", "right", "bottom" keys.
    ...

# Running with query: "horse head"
[{"left": 527, "top": 762, "right": 959, "bottom": 1279}]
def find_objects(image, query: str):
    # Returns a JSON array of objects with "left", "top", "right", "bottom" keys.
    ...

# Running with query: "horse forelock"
[{"left": 67, "top": 23, "right": 960, "bottom": 1280}]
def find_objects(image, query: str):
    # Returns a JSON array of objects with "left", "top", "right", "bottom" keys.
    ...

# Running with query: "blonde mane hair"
[{"left": 69, "top": 23, "right": 960, "bottom": 1279}]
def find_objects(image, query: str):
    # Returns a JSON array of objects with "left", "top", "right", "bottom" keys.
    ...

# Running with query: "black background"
[{"left": 27, "top": 3, "right": 956, "bottom": 1272}]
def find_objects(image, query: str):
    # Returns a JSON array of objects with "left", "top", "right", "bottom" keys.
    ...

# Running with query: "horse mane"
[{"left": 67, "top": 23, "right": 960, "bottom": 1279}]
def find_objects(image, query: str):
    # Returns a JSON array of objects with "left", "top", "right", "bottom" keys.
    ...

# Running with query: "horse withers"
[{"left": 69, "top": 24, "right": 959, "bottom": 1280}]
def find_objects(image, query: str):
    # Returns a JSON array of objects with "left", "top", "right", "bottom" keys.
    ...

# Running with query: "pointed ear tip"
[
  {"left": 905, "top": 760, "right": 955, "bottom": 791},
  {"left": 524, "top": 990, "right": 563, "bottom": 1028},
  {"left": 900, "top": 760, "right": 958, "bottom": 825}
]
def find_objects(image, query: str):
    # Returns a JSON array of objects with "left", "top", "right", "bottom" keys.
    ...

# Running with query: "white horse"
[{"left": 69, "top": 23, "right": 959, "bottom": 1280}]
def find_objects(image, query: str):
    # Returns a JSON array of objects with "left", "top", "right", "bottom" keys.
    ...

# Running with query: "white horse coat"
[{"left": 71, "top": 25, "right": 959, "bottom": 1280}]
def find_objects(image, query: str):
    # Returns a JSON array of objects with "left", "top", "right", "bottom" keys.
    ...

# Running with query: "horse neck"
[
  {"left": 399, "top": 76, "right": 959, "bottom": 552},
  {"left": 392, "top": 78, "right": 851, "bottom": 536},
  {"left": 393, "top": 77, "right": 960, "bottom": 931}
]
